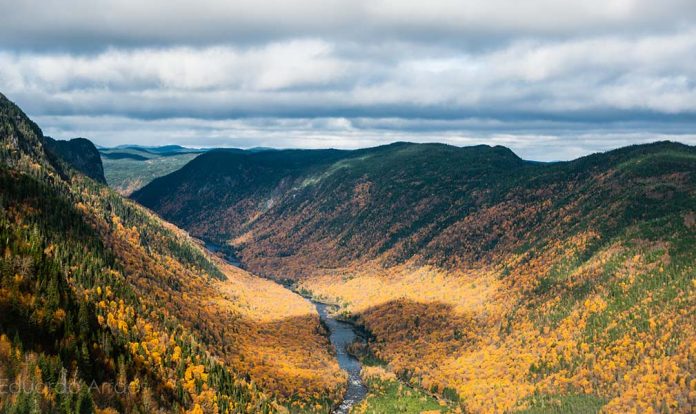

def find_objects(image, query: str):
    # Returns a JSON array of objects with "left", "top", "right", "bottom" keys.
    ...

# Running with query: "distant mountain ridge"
[
  {"left": 108, "top": 144, "right": 204, "bottom": 154},
  {"left": 98, "top": 145, "right": 279, "bottom": 195},
  {"left": 132, "top": 140, "right": 695, "bottom": 277}
]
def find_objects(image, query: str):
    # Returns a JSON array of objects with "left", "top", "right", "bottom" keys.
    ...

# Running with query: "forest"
[
  {"left": 136, "top": 135, "right": 696, "bottom": 413},
  {"left": 0, "top": 93, "right": 344, "bottom": 413},
  {"left": 2, "top": 89, "right": 696, "bottom": 413}
]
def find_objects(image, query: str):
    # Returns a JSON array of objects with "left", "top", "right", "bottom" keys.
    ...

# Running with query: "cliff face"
[{"left": 43, "top": 136, "right": 107, "bottom": 183}]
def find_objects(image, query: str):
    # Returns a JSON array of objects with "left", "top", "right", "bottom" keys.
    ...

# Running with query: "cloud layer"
[{"left": 1, "top": 0, "right": 695, "bottom": 159}]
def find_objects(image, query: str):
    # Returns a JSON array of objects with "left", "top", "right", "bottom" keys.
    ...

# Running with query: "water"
[
  {"left": 312, "top": 302, "right": 368, "bottom": 413},
  {"left": 203, "top": 239, "right": 242, "bottom": 267},
  {"left": 203, "top": 239, "right": 367, "bottom": 412}
]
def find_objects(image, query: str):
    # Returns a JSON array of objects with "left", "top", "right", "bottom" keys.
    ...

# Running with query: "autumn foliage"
[
  {"left": 4, "top": 90, "right": 696, "bottom": 413},
  {"left": 0, "top": 93, "right": 343, "bottom": 413}
]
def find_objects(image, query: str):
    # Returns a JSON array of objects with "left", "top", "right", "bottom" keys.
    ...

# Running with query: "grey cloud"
[
  {"left": 35, "top": 114, "right": 696, "bottom": 161},
  {"left": 3, "top": 29, "right": 696, "bottom": 120},
  {"left": 1, "top": 0, "right": 695, "bottom": 159},
  {"left": 2, "top": 0, "right": 696, "bottom": 50}
]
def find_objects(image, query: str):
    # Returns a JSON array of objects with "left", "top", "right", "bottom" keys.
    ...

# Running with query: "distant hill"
[
  {"left": 99, "top": 146, "right": 206, "bottom": 195},
  {"left": 43, "top": 136, "right": 106, "bottom": 183},
  {"left": 110, "top": 144, "right": 204, "bottom": 155},
  {"left": 100, "top": 151, "right": 149, "bottom": 160},
  {"left": 99, "top": 145, "right": 279, "bottom": 195}
]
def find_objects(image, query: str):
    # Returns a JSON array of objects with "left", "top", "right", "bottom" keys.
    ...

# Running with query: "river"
[
  {"left": 313, "top": 301, "right": 368, "bottom": 413},
  {"left": 203, "top": 240, "right": 367, "bottom": 413}
]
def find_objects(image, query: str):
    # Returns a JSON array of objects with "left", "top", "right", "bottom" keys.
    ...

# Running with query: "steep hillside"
[
  {"left": 132, "top": 143, "right": 532, "bottom": 275},
  {"left": 43, "top": 136, "right": 107, "bottom": 184},
  {"left": 133, "top": 141, "right": 695, "bottom": 278},
  {"left": 0, "top": 93, "right": 343, "bottom": 413},
  {"left": 133, "top": 147, "right": 354, "bottom": 241},
  {"left": 134, "top": 139, "right": 696, "bottom": 412}
]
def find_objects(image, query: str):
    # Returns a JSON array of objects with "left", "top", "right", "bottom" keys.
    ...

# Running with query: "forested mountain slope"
[
  {"left": 133, "top": 141, "right": 694, "bottom": 278},
  {"left": 0, "top": 93, "right": 343, "bottom": 413},
  {"left": 134, "top": 138, "right": 696, "bottom": 412}
]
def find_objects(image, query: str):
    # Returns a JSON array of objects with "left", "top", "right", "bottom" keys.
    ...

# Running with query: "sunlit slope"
[
  {"left": 0, "top": 92, "right": 342, "bottom": 413},
  {"left": 298, "top": 152, "right": 696, "bottom": 412},
  {"left": 136, "top": 136, "right": 695, "bottom": 413}
]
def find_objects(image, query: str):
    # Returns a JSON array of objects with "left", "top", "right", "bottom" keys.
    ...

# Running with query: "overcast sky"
[{"left": 1, "top": 0, "right": 695, "bottom": 160}]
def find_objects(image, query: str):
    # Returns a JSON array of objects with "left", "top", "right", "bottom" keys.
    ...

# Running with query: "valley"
[
  {"left": 3, "top": 1, "right": 695, "bottom": 413},
  {"left": 0, "top": 93, "right": 345, "bottom": 413},
  {"left": 133, "top": 141, "right": 696, "bottom": 413},
  {"left": 1, "top": 90, "right": 695, "bottom": 413}
]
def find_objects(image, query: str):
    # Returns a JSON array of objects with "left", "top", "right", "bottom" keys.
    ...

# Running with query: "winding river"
[
  {"left": 312, "top": 301, "right": 368, "bottom": 413},
  {"left": 203, "top": 240, "right": 367, "bottom": 413}
]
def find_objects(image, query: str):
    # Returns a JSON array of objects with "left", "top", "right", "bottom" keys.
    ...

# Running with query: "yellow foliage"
[
  {"left": 0, "top": 334, "right": 11, "bottom": 357},
  {"left": 299, "top": 235, "right": 696, "bottom": 413}
]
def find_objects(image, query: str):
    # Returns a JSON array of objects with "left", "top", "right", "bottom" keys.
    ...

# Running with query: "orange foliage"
[{"left": 300, "top": 231, "right": 696, "bottom": 413}]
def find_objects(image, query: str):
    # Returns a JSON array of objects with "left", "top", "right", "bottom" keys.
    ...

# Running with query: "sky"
[{"left": 1, "top": 0, "right": 695, "bottom": 160}]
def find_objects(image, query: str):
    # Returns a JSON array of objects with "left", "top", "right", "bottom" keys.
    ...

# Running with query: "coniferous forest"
[
  {"left": 1, "top": 85, "right": 695, "bottom": 414},
  {"left": 0, "top": 94, "right": 343, "bottom": 413}
]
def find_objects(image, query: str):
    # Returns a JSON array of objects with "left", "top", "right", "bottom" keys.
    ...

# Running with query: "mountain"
[
  {"left": 134, "top": 140, "right": 696, "bottom": 412},
  {"left": 0, "top": 93, "right": 343, "bottom": 413},
  {"left": 132, "top": 141, "right": 694, "bottom": 277},
  {"left": 4, "top": 85, "right": 695, "bottom": 413},
  {"left": 99, "top": 146, "right": 279, "bottom": 196},
  {"left": 99, "top": 146, "right": 207, "bottom": 195},
  {"left": 43, "top": 137, "right": 107, "bottom": 183},
  {"left": 110, "top": 145, "right": 205, "bottom": 155}
]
